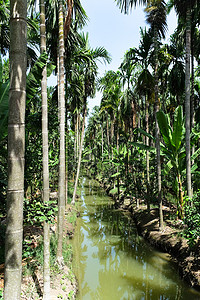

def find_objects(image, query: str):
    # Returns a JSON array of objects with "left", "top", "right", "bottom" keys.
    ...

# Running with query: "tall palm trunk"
[
  {"left": 145, "top": 95, "right": 150, "bottom": 212},
  {"left": 185, "top": 6, "right": 192, "bottom": 198},
  {"left": 106, "top": 114, "right": 110, "bottom": 162},
  {"left": 72, "top": 102, "right": 87, "bottom": 204},
  {"left": 154, "top": 28, "right": 163, "bottom": 229},
  {"left": 101, "top": 121, "right": 104, "bottom": 161},
  {"left": 40, "top": 0, "right": 50, "bottom": 298},
  {"left": 4, "top": 0, "right": 27, "bottom": 298},
  {"left": 56, "top": 0, "right": 66, "bottom": 262}
]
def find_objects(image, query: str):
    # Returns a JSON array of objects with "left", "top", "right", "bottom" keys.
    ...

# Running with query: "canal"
[{"left": 71, "top": 177, "right": 200, "bottom": 299}]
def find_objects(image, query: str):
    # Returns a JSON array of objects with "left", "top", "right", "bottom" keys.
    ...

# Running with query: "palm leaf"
[
  {"left": 191, "top": 148, "right": 200, "bottom": 161},
  {"left": 131, "top": 141, "right": 156, "bottom": 152},
  {"left": 134, "top": 127, "right": 155, "bottom": 141},
  {"left": 115, "top": 0, "right": 147, "bottom": 14},
  {"left": 26, "top": 52, "right": 48, "bottom": 104}
]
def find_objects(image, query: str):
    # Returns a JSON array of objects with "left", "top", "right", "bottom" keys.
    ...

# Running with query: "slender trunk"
[
  {"left": 57, "top": 54, "right": 60, "bottom": 118},
  {"left": 154, "top": 28, "right": 163, "bottom": 229},
  {"left": 57, "top": 0, "right": 66, "bottom": 262},
  {"left": 77, "top": 111, "right": 80, "bottom": 158},
  {"left": 72, "top": 103, "right": 87, "bottom": 204},
  {"left": 178, "top": 174, "right": 184, "bottom": 219},
  {"left": 185, "top": 7, "right": 192, "bottom": 198},
  {"left": 111, "top": 119, "right": 114, "bottom": 161},
  {"left": 40, "top": 0, "right": 50, "bottom": 298},
  {"left": 191, "top": 48, "right": 195, "bottom": 167},
  {"left": 101, "top": 119, "right": 104, "bottom": 162},
  {"left": 145, "top": 96, "right": 150, "bottom": 212},
  {"left": 4, "top": 0, "right": 27, "bottom": 298},
  {"left": 116, "top": 117, "right": 120, "bottom": 201},
  {"left": 106, "top": 115, "right": 110, "bottom": 162},
  {"left": 74, "top": 114, "right": 77, "bottom": 163},
  {"left": 65, "top": 130, "right": 68, "bottom": 206}
]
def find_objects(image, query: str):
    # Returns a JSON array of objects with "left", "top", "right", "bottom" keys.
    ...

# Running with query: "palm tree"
[
  {"left": 115, "top": 0, "right": 147, "bottom": 13},
  {"left": 134, "top": 27, "right": 154, "bottom": 211},
  {"left": 71, "top": 33, "right": 111, "bottom": 204},
  {"left": 170, "top": 0, "right": 198, "bottom": 198},
  {"left": 39, "top": 0, "right": 50, "bottom": 297},
  {"left": 4, "top": 0, "right": 27, "bottom": 298},
  {"left": 43, "top": 0, "right": 87, "bottom": 262},
  {"left": 56, "top": 0, "right": 66, "bottom": 264},
  {"left": 145, "top": 0, "right": 167, "bottom": 229}
]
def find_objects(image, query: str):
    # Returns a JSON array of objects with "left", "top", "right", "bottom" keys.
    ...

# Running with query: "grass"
[{"left": 67, "top": 210, "right": 77, "bottom": 227}]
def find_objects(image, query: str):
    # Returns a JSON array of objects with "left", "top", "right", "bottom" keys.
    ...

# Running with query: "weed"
[
  {"left": 63, "top": 239, "right": 73, "bottom": 265},
  {"left": 62, "top": 285, "right": 67, "bottom": 291},
  {"left": 0, "top": 288, "right": 3, "bottom": 300},
  {"left": 68, "top": 290, "right": 74, "bottom": 299},
  {"left": 67, "top": 211, "right": 76, "bottom": 227},
  {"left": 66, "top": 268, "right": 75, "bottom": 283}
]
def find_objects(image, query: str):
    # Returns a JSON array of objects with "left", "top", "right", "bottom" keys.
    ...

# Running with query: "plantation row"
[{"left": 0, "top": 0, "right": 199, "bottom": 299}]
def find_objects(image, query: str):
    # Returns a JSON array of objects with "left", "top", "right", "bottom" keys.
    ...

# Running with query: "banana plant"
[{"left": 157, "top": 106, "right": 185, "bottom": 218}]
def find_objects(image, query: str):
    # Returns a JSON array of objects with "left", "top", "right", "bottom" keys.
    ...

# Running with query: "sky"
[
  {"left": 48, "top": 0, "right": 178, "bottom": 114},
  {"left": 79, "top": 0, "right": 178, "bottom": 114}
]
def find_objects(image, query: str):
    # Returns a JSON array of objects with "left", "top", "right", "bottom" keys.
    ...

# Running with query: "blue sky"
[{"left": 79, "top": 0, "right": 177, "bottom": 114}]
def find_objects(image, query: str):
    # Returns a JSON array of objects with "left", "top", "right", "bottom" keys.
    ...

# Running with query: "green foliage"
[
  {"left": 26, "top": 52, "right": 49, "bottom": 103},
  {"left": 24, "top": 197, "right": 58, "bottom": 226},
  {"left": 184, "top": 190, "right": 200, "bottom": 247}
]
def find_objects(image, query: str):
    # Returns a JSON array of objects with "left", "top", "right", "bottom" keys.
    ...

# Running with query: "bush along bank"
[{"left": 21, "top": 204, "right": 78, "bottom": 300}]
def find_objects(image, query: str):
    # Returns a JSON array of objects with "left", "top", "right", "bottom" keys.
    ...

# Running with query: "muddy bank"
[
  {"left": 102, "top": 183, "right": 200, "bottom": 290},
  {"left": 130, "top": 207, "right": 200, "bottom": 289}
]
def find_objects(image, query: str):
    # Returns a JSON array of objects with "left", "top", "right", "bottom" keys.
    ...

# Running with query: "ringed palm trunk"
[
  {"left": 56, "top": 0, "right": 66, "bottom": 262},
  {"left": 185, "top": 6, "right": 192, "bottom": 198},
  {"left": 72, "top": 102, "right": 87, "bottom": 205},
  {"left": 40, "top": 0, "right": 50, "bottom": 298},
  {"left": 4, "top": 0, "right": 27, "bottom": 298}
]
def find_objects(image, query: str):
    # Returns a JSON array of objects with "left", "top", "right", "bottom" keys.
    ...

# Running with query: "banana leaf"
[
  {"left": 163, "top": 160, "right": 173, "bottom": 175},
  {"left": 156, "top": 109, "right": 173, "bottom": 150},
  {"left": 172, "top": 106, "right": 184, "bottom": 150}
]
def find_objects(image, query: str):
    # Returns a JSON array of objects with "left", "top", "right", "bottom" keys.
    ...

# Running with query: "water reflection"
[{"left": 71, "top": 178, "right": 200, "bottom": 300}]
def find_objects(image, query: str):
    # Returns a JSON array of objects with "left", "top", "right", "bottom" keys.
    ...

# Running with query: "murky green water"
[{"left": 71, "top": 178, "right": 200, "bottom": 300}]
